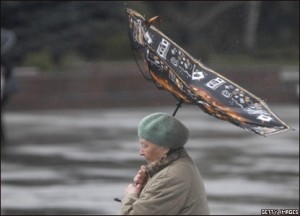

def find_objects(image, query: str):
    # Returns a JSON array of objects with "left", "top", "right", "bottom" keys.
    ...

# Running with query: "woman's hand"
[
  {"left": 124, "top": 165, "right": 148, "bottom": 197},
  {"left": 133, "top": 165, "right": 147, "bottom": 187},
  {"left": 124, "top": 183, "right": 143, "bottom": 197}
]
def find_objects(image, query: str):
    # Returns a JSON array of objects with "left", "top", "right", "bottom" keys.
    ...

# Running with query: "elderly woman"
[{"left": 121, "top": 112, "right": 210, "bottom": 215}]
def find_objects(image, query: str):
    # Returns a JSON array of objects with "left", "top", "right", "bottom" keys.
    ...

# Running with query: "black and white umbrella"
[{"left": 126, "top": 8, "right": 292, "bottom": 136}]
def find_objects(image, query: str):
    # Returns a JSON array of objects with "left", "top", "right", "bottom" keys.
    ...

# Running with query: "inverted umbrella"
[{"left": 126, "top": 8, "right": 292, "bottom": 136}]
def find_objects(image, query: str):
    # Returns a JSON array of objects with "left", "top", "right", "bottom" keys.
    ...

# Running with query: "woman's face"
[{"left": 139, "top": 139, "right": 169, "bottom": 163}]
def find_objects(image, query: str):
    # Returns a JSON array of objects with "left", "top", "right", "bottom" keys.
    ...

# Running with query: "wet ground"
[{"left": 1, "top": 105, "right": 299, "bottom": 215}]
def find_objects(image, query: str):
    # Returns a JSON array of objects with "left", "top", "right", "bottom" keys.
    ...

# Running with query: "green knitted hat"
[{"left": 138, "top": 112, "right": 190, "bottom": 149}]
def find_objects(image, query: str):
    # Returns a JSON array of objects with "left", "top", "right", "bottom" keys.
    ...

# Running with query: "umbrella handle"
[
  {"left": 172, "top": 99, "right": 183, "bottom": 116},
  {"left": 114, "top": 198, "right": 121, "bottom": 202}
]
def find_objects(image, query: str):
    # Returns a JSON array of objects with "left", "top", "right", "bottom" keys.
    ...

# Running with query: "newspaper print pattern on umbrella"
[{"left": 126, "top": 8, "right": 292, "bottom": 136}]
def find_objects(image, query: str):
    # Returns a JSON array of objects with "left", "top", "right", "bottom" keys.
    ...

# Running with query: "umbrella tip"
[{"left": 143, "top": 16, "right": 162, "bottom": 27}]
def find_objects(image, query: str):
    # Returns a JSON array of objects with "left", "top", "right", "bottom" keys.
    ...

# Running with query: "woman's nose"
[{"left": 139, "top": 148, "right": 144, "bottom": 156}]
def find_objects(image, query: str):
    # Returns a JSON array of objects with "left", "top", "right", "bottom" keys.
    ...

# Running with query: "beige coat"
[{"left": 121, "top": 149, "right": 210, "bottom": 215}]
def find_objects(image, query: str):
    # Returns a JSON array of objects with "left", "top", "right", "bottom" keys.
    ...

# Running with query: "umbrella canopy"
[{"left": 126, "top": 8, "right": 292, "bottom": 136}]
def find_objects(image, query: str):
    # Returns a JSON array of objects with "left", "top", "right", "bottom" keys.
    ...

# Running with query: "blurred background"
[{"left": 1, "top": 1, "right": 299, "bottom": 215}]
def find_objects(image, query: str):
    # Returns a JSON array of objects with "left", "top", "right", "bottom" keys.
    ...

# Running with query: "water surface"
[{"left": 1, "top": 105, "right": 299, "bottom": 215}]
